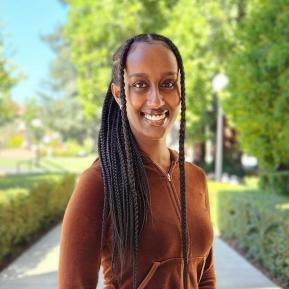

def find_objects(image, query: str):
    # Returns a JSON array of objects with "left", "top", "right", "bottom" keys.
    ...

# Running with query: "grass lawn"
[
  {"left": 208, "top": 175, "right": 259, "bottom": 195},
  {"left": 0, "top": 154, "right": 98, "bottom": 174}
]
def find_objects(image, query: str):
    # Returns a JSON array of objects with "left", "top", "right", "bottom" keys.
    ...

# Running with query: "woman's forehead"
[{"left": 125, "top": 41, "right": 178, "bottom": 75}]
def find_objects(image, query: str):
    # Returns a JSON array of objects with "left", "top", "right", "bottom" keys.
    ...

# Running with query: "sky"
[{"left": 0, "top": 0, "right": 67, "bottom": 105}]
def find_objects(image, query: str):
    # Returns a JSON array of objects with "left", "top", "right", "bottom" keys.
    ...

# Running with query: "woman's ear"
[{"left": 111, "top": 82, "right": 121, "bottom": 107}]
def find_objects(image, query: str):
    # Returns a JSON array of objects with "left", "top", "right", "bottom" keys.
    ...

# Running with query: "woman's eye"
[
  {"left": 132, "top": 81, "right": 147, "bottom": 88},
  {"left": 161, "top": 80, "right": 176, "bottom": 88}
]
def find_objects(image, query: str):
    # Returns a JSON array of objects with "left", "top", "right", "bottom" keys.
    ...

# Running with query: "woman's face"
[{"left": 112, "top": 41, "right": 181, "bottom": 143}]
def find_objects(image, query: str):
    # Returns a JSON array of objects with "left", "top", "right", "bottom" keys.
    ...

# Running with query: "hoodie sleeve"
[
  {"left": 199, "top": 171, "right": 216, "bottom": 289},
  {"left": 58, "top": 166, "right": 104, "bottom": 289}
]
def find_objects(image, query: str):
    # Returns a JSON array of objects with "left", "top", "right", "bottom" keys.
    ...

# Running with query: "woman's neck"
[{"left": 138, "top": 142, "right": 171, "bottom": 173}]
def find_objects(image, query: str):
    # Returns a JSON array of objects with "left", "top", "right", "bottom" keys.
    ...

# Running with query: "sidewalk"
[{"left": 0, "top": 223, "right": 282, "bottom": 289}]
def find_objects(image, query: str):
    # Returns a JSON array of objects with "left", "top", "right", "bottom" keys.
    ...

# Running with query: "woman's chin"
[{"left": 141, "top": 126, "right": 169, "bottom": 140}]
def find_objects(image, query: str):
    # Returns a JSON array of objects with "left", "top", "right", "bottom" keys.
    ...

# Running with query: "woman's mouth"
[{"left": 140, "top": 111, "right": 169, "bottom": 126}]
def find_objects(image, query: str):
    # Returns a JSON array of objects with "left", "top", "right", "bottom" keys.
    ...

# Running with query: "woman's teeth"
[{"left": 144, "top": 113, "right": 166, "bottom": 121}]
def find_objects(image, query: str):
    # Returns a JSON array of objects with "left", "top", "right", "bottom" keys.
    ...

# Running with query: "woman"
[{"left": 58, "top": 33, "right": 216, "bottom": 289}]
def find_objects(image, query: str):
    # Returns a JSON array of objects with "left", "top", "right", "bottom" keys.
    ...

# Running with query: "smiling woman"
[
  {"left": 58, "top": 33, "right": 216, "bottom": 289},
  {"left": 111, "top": 41, "right": 181, "bottom": 145}
]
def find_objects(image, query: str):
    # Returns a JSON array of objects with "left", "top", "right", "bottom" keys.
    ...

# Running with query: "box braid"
[{"left": 97, "top": 33, "right": 187, "bottom": 289}]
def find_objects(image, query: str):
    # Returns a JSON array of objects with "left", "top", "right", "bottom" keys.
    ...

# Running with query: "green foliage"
[
  {"left": 22, "top": 97, "right": 42, "bottom": 125},
  {"left": 5, "top": 134, "right": 24, "bottom": 148},
  {"left": 0, "top": 173, "right": 76, "bottom": 260},
  {"left": 224, "top": 0, "right": 289, "bottom": 170},
  {"left": 52, "top": 138, "right": 93, "bottom": 157},
  {"left": 40, "top": 26, "right": 78, "bottom": 97},
  {"left": 0, "top": 26, "right": 18, "bottom": 125},
  {"left": 40, "top": 26, "right": 95, "bottom": 143},
  {"left": 259, "top": 170, "right": 289, "bottom": 195},
  {"left": 41, "top": 94, "right": 96, "bottom": 143},
  {"left": 0, "top": 95, "right": 17, "bottom": 126},
  {"left": 0, "top": 173, "right": 62, "bottom": 192},
  {"left": 209, "top": 181, "right": 289, "bottom": 288}
]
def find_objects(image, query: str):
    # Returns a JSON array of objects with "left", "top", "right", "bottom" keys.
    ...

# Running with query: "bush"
[
  {"left": 0, "top": 173, "right": 76, "bottom": 260},
  {"left": 5, "top": 134, "right": 24, "bottom": 148},
  {"left": 259, "top": 170, "right": 289, "bottom": 195},
  {"left": 210, "top": 185, "right": 289, "bottom": 288},
  {"left": 50, "top": 138, "right": 93, "bottom": 157}
]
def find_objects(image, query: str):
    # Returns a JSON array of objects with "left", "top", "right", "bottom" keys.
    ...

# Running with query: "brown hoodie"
[{"left": 58, "top": 147, "right": 216, "bottom": 289}]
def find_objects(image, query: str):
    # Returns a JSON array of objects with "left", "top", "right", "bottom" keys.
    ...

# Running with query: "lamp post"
[
  {"left": 31, "top": 118, "right": 43, "bottom": 166},
  {"left": 212, "top": 73, "right": 229, "bottom": 182}
]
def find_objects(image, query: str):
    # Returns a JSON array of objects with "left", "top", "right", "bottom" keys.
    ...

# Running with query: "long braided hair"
[{"left": 97, "top": 33, "right": 187, "bottom": 289}]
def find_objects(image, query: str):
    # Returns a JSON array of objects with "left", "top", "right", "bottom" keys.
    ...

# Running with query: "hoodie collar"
[{"left": 138, "top": 147, "right": 179, "bottom": 168}]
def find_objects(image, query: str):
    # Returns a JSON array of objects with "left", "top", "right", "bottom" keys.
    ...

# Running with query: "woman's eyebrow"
[{"left": 128, "top": 71, "right": 178, "bottom": 78}]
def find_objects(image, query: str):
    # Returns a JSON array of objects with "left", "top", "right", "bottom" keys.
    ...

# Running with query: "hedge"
[
  {"left": 209, "top": 182, "right": 289, "bottom": 288},
  {"left": 259, "top": 170, "right": 289, "bottom": 196},
  {"left": 0, "top": 173, "right": 76, "bottom": 261}
]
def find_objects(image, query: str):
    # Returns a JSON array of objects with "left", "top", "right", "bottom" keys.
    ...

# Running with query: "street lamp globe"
[{"left": 212, "top": 73, "right": 229, "bottom": 93}]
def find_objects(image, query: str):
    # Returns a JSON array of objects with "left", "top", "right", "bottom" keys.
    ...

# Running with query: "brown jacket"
[{"left": 58, "top": 148, "right": 216, "bottom": 289}]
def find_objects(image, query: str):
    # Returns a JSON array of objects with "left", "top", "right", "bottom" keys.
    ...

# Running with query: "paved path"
[{"left": 0, "top": 224, "right": 282, "bottom": 289}]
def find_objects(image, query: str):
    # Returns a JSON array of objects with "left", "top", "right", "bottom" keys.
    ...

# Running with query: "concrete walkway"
[{"left": 0, "top": 224, "right": 282, "bottom": 289}]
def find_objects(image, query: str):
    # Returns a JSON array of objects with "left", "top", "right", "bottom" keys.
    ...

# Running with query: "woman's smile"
[{"left": 140, "top": 111, "right": 169, "bottom": 127}]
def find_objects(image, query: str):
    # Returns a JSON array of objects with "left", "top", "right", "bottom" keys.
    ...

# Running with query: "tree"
[
  {"left": 224, "top": 0, "right": 289, "bottom": 170},
  {"left": 0, "top": 24, "right": 18, "bottom": 125},
  {"left": 40, "top": 26, "right": 99, "bottom": 147}
]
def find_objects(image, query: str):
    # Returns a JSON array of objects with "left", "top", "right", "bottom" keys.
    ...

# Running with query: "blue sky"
[{"left": 0, "top": 0, "right": 67, "bottom": 105}]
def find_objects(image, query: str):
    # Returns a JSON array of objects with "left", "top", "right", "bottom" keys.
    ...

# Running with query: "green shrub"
[
  {"left": 51, "top": 138, "right": 93, "bottom": 157},
  {"left": 0, "top": 173, "right": 76, "bottom": 260},
  {"left": 210, "top": 184, "right": 289, "bottom": 288},
  {"left": 259, "top": 170, "right": 289, "bottom": 195},
  {"left": 5, "top": 134, "right": 24, "bottom": 148}
]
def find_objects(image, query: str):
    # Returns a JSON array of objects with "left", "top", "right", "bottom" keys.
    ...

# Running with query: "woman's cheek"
[
  {"left": 168, "top": 90, "right": 181, "bottom": 106},
  {"left": 127, "top": 92, "right": 145, "bottom": 109}
]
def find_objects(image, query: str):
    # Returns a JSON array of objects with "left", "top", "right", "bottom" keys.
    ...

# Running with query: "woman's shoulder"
[
  {"left": 61, "top": 157, "right": 105, "bottom": 225},
  {"left": 185, "top": 160, "right": 207, "bottom": 183},
  {"left": 78, "top": 157, "right": 102, "bottom": 185},
  {"left": 170, "top": 148, "right": 206, "bottom": 180},
  {"left": 72, "top": 156, "right": 104, "bottom": 204},
  {"left": 80, "top": 156, "right": 103, "bottom": 181}
]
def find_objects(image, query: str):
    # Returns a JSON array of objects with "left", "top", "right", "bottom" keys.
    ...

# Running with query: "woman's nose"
[{"left": 147, "top": 85, "right": 165, "bottom": 107}]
